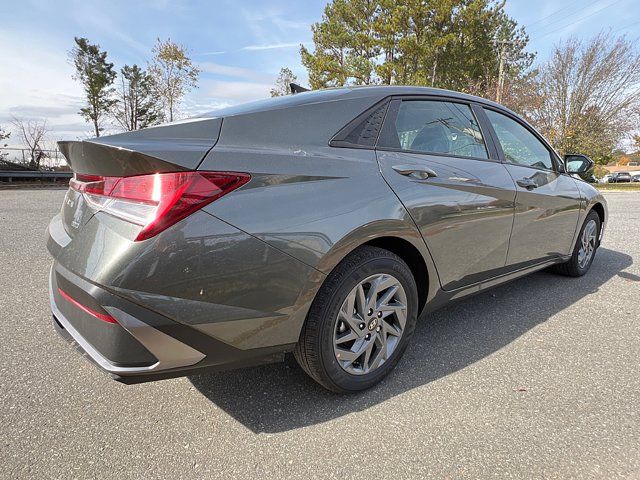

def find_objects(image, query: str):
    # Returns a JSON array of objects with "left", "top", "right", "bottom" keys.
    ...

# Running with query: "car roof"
[
  {"left": 201, "top": 85, "right": 513, "bottom": 119},
  {"left": 334, "top": 85, "right": 504, "bottom": 106}
]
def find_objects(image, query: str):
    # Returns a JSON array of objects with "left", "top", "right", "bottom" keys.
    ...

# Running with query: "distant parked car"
[
  {"left": 571, "top": 172, "right": 597, "bottom": 183},
  {"left": 609, "top": 172, "right": 632, "bottom": 183},
  {"left": 584, "top": 174, "right": 598, "bottom": 183},
  {"left": 631, "top": 172, "right": 640, "bottom": 182},
  {"left": 600, "top": 175, "right": 611, "bottom": 184}
]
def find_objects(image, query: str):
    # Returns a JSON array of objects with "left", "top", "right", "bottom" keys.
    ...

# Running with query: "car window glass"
[
  {"left": 485, "top": 109, "right": 553, "bottom": 170},
  {"left": 387, "top": 100, "right": 488, "bottom": 159}
]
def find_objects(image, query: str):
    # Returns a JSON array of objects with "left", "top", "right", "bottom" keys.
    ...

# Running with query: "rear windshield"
[{"left": 200, "top": 89, "right": 349, "bottom": 118}]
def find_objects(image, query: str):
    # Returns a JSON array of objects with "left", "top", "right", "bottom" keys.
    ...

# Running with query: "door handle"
[
  {"left": 392, "top": 165, "right": 438, "bottom": 180},
  {"left": 516, "top": 177, "right": 538, "bottom": 190}
]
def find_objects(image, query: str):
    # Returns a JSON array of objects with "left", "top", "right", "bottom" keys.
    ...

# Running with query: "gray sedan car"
[{"left": 47, "top": 86, "right": 606, "bottom": 392}]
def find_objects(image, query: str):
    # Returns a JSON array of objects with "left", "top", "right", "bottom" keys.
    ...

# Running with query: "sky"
[{"left": 0, "top": 0, "right": 639, "bottom": 143}]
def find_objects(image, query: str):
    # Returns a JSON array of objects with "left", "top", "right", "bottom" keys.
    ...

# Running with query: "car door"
[
  {"left": 376, "top": 98, "right": 517, "bottom": 291},
  {"left": 480, "top": 107, "right": 582, "bottom": 267}
]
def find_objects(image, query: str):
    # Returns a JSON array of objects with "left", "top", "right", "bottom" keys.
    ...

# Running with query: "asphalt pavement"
[{"left": 1, "top": 189, "right": 639, "bottom": 479}]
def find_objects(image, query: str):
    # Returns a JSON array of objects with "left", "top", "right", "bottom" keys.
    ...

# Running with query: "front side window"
[
  {"left": 385, "top": 100, "right": 488, "bottom": 159},
  {"left": 484, "top": 109, "right": 554, "bottom": 170}
]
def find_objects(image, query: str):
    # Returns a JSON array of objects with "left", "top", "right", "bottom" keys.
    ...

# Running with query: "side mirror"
[{"left": 564, "top": 154, "right": 595, "bottom": 174}]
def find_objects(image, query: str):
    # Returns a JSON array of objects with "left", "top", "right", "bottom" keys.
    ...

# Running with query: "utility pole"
[{"left": 495, "top": 40, "right": 515, "bottom": 104}]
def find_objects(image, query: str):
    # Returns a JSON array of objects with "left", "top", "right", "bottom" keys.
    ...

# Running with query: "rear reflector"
[
  {"left": 58, "top": 288, "right": 118, "bottom": 324},
  {"left": 70, "top": 171, "right": 250, "bottom": 241}
]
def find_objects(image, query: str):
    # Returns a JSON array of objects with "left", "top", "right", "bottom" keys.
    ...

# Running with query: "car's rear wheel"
[
  {"left": 553, "top": 210, "right": 601, "bottom": 277},
  {"left": 294, "top": 246, "right": 418, "bottom": 393}
]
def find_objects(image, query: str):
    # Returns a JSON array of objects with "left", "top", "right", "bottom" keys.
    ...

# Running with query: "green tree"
[
  {"left": 148, "top": 38, "right": 200, "bottom": 122},
  {"left": 300, "top": 0, "right": 533, "bottom": 98},
  {"left": 270, "top": 67, "right": 299, "bottom": 97},
  {"left": 70, "top": 37, "right": 117, "bottom": 137},
  {"left": 300, "top": 0, "right": 380, "bottom": 88},
  {"left": 114, "top": 65, "right": 163, "bottom": 131}
]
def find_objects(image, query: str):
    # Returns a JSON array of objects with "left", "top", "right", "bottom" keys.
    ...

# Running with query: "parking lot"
[{"left": 1, "top": 188, "right": 639, "bottom": 479}]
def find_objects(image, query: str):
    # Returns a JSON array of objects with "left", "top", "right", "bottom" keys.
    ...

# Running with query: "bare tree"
[
  {"left": 270, "top": 67, "right": 298, "bottom": 97},
  {"left": 0, "top": 126, "right": 9, "bottom": 161},
  {"left": 11, "top": 117, "right": 49, "bottom": 170},
  {"left": 529, "top": 33, "right": 640, "bottom": 164}
]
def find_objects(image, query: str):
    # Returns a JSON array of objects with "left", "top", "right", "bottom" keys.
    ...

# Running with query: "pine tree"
[
  {"left": 301, "top": 0, "right": 533, "bottom": 99},
  {"left": 70, "top": 37, "right": 117, "bottom": 137}
]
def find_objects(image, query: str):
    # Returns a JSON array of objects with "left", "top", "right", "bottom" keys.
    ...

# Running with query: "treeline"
[
  {"left": 301, "top": 0, "right": 532, "bottom": 100},
  {"left": 299, "top": 0, "right": 640, "bottom": 164},
  {"left": 70, "top": 37, "right": 200, "bottom": 137}
]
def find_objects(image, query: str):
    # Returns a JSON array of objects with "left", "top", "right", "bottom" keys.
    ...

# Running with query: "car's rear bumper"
[
  {"left": 46, "top": 204, "right": 318, "bottom": 383},
  {"left": 50, "top": 262, "right": 294, "bottom": 383},
  {"left": 50, "top": 263, "right": 206, "bottom": 376}
]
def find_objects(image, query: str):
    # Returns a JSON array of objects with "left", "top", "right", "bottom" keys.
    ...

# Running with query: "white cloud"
[
  {"left": 0, "top": 29, "right": 86, "bottom": 141},
  {"left": 240, "top": 6, "right": 310, "bottom": 52},
  {"left": 202, "top": 80, "right": 273, "bottom": 102},
  {"left": 198, "top": 62, "right": 272, "bottom": 82},
  {"left": 180, "top": 98, "right": 233, "bottom": 118},
  {"left": 242, "top": 42, "right": 301, "bottom": 51},
  {"left": 68, "top": 4, "right": 150, "bottom": 56}
]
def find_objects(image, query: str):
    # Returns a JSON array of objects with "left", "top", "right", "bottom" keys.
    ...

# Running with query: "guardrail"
[
  {"left": 1, "top": 148, "right": 67, "bottom": 171},
  {"left": 0, "top": 170, "right": 72, "bottom": 183}
]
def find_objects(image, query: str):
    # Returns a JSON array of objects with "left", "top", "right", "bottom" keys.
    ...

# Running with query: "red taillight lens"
[
  {"left": 69, "top": 174, "right": 120, "bottom": 196},
  {"left": 70, "top": 171, "right": 250, "bottom": 241}
]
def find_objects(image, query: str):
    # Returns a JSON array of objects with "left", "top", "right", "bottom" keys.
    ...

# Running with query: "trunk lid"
[
  {"left": 56, "top": 118, "right": 223, "bottom": 237},
  {"left": 58, "top": 117, "right": 222, "bottom": 176}
]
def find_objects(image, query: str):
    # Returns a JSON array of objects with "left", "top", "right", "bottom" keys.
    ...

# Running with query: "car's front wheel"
[
  {"left": 294, "top": 246, "right": 418, "bottom": 393},
  {"left": 553, "top": 210, "right": 601, "bottom": 277}
]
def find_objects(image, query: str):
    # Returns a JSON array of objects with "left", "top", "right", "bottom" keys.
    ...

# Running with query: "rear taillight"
[{"left": 70, "top": 171, "right": 250, "bottom": 241}]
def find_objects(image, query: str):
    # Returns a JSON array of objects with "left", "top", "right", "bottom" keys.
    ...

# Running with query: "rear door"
[
  {"left": 480, "top": 107, "right": 582, "bottom": 266},
  {"left": 376, "top": 98, "right": 517, "bottom": 291}
]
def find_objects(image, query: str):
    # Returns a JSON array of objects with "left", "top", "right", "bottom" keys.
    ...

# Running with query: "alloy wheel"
[
  {"left": 578, "top": 219, "right": 597, "bottom": 269},
  {"left": 333, "top": 274, "right": 407, "bottom": 375}
]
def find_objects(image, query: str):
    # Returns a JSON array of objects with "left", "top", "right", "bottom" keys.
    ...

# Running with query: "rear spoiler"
[{"left": 58, "top": 117, "right": 222, "bottom": 176}]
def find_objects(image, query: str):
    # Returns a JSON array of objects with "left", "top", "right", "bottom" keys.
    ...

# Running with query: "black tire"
[
  {"left": 294, "top": 246, "right": 418, "bottom": 393},
  {"left": 553, "top": 210, "right": 601, "bottom": 277}
]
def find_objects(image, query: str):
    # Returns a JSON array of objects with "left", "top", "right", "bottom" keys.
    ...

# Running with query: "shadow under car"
[{"left": 189, "top": 247, "right": 632, "bottom": 433}]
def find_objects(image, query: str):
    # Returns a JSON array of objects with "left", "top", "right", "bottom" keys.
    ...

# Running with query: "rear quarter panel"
[
  {"left": 199, "top": 106, "right": 438, "bottom": 289},
  {"left": 49, "top": 209, "right": 323, "bottom": 351}
]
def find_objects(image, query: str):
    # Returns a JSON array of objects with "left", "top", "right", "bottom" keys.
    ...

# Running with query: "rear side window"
[
  {"left": 380, "top": 100, "right": 488, "bottom": 159},
  {"left": 484, "top": 109, "right": 554, "bottom": 170}
]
